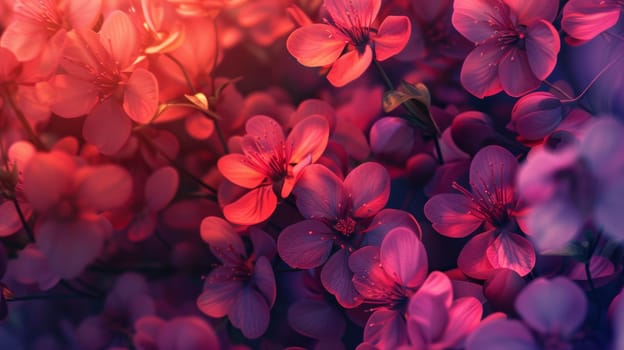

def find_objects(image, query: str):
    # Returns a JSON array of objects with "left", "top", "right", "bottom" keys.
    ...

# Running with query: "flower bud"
[{"left": 509, "top": 92, "right": 562, "bottom": 140}]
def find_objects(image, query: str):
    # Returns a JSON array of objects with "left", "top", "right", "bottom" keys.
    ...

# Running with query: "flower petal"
[
  {"left": 124, "top": 69, "right": 159, "bottom": 124},
  {"left": 77, "top": 165, "right": 132, "bottom": 211},
  {"left": 288, "top": 115, "right": 330, "bottom": 164},
  {"left": 197, "top": 267, "right": 242, "bottom": 318},
  {"left": 504, "top": 0, "right": 558, "bottom": 23},
  {"left": 424, "top": 193, "right": 483, "bottom": 238},
  {"left": 286, "top": 24, "right": 346, "bottom": 67},
  {"left": 374, "top": 16, "right": 411, "bottom": 61},
  {"left": 439, "top": 297, "right": 483, "bottom": 349},
  {"left": 466, "top": 319, "right": 537, "bottom": 350},
  {"left": 228, "top": 287, "right": 270, "bottom": 339},
  {"left": 486, "top": 233, "right": 535, "bottom": 277},
  {"left": 277, "top": 220, "right": 334, "bottom": 269},
  {"left": 458, "top": 231, "right": 496, "bottom": 280},
  {"left": 363, "top": 310, "right": 408, "bottom": 349},
  {"left": 525, "top": 20, "right": 560, "bottom": 81},
  {"left": 498, "top": 48, "right": 541, "bottom": 97},
  {"left": 515, "top": 277, "right": 587, "bottom": 336},
  {"left": 294, "top": 164, "right": 345, "bottom": 220},
  {"left": 200, "top": 216, "right": 245, "bottom": 261},
  {"left": 380, "top": 227, "right": 428, "bottom": 288},
  {"left": 222, "top": 185, "right": 277, "bottom": 225},
  {"left": 321, "top": 249, "right": 362, "bottom": 308},
  {"left": 50, "top": 74, "right": 99, "bottom": 118},
  {"left": 327, "top": 45, "right": 373, "bottom": 87},
  {"left": 218, "top": 153, "right": 267, "bottom": 189},
  {"left": 452, "top": 0, "right": 511, "bottom": 43},
  {"left": 145, "top": 167, "right": 178, "bottom": 212},
  {"left": 23, "top": 152, "right": 75, "bottom": 212},
  {"left": 254, "top": 256, "right": 276, "bottom": 308},
  {"left": 460, "top": 43, "right": 505, "bottom": 98},
  {"left": 562, "top": 0, "right": 621, "bottom": 41},
  {"left": 325, "top": 0, "right": 381, "bottom": 28},
  {"left": 83, "top": 99, "right": 132, "bottom": 155},
  {"left": 344, "top": 162, "right": 390, "bottom": 219},
  {"left": 99, "top": 10, "right": 138, "bottom": 68}
]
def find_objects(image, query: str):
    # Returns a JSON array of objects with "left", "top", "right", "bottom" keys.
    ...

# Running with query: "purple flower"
[
  {"left": 278, "top": 162, "right": 421, "bottom": 307},
  {"left": 425, "top": 145, "right": 535, "bottom": 279},
  {"left": 196, "top": 216, "right": 276, "bottom": 339}
]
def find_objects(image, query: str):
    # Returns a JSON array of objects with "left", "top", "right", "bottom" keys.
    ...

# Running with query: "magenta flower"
[
  {"left": 286, "top": 0, "right": 411, "bottom": 87},
  {"left": 218, "top": 115, "right": 329, "bottom": 225},
  {"left": 562, "top": 0, "right": 623, "bottom": 43},
  {"left": 452, "top": 0, "right": 560, "bottom": 97},
  {"left": 277, "top": 162, "right": 420, "bottom": 307},
  {"left": 348, "top": 227, "right": 428, "bottom": 348},
  {"left": 425, "top": 145, "right": 536, "bottom": 279},
  {"left": 196, "top": 216, "right": 276, "bottom": 339},
  {"left": 467, "top": 277, "right": 587, "bottom": 350}
]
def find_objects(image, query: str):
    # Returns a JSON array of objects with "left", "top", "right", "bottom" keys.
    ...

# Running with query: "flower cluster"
[{"left": 0, "top": 0, "right": 622, "bottom": 349}]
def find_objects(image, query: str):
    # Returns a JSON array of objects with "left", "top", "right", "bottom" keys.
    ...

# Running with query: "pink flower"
[
  {"left": 286, "top": 0, "right": 411, "bottom": 87},
  {"left": 348, "top": 227, "right": 428, "bottom": 348},
  {"left": 467, "top": 277, "right": 587, "bottom": 350},
  {"left": 0, "top": 141, "right": 35, "bottom": 237},
  {"left": 0, "top": 0, "right": 101, "bottom": 76},
  {"left": 50, "top": 10, "right": 159, "bottom": 155},
  {"left": 425, "top": 145, "right": 536, "bottom": 279},
  {"left": 22, "top": 151, "right": 132, "bottom": 278},
  {"left": 196, "top": 217, "right": 276, "bottom": 339},
  {"left": 562, "top": 0, "right": 623, "bottom": 44},
  {"left": 452, "top": 0, "right": 560, "bottom": 97},
  {"left": 217, "top": 115, "right": 329, "bottom": 225}
]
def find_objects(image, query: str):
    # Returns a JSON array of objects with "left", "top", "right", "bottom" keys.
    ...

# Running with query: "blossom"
[
  {"left": 287, "top": 0, "right": 411, "bottom": 87},
  {"left": 217, "top": 115, "right": 329, "bottom": 225},
  {"left": 467, "top": 277, "right": 587, "bottom": 350},
  {"left": 452, "top": 0, "right": 560, "bottom": 97},
  {"left": 196, "top": 216, "right": 276, "bottom": 339},
  {"left": 348, "top": 227, "right": 428, "bottom": 348},
  {"left": 0, "top": 0, "right": 101, "bottom": 76},
  {"left": 425, "top": 145, "right": 535, "bottom": 279},
  {"left": 50, "top": 10, "right": 159, "bottom": 155}
]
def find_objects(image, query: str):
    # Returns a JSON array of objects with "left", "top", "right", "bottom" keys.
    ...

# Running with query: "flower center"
[{"left": 333, "top": 217, "right": 356, "bottom": 236}]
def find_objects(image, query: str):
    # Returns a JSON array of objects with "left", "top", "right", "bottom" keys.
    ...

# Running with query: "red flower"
[{"left": 286, "top": 0, "right": 411, "bottom": 87}]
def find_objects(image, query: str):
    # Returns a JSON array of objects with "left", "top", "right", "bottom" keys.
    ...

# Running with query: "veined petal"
[
  {"left": 504, "top": 0, "right": 558, "bottom": 23},
  {"left": 498, "top": 48, "right": 541, "bottom": 97},
  {"left": 526, "top": 20, "right": 560, "bottom": 81},
  {"left": 469, "top": 145, "right": 517, "bottom": 205},
  {"left": 344, "top": 162, "right": 390, "bottom": 218},
  {"left": 327, "top": 45, "right": 373, "bottom": 87},
  {"left": 288, "top": 115, "right": 330, "bottom": 164},
  {"left": 562, "top": 0, "right": 621, "bottom": 41},
  {"left": 218, "top": 153, "right": 267, "bottom": 189},
  {"left": 0, "top": 21, "right": 48, "bottom": 62},
  {"left": 197, "top": 267, "right": 242, "bottom": 318},
  {"left": 460, "top": 43, "right": 505, "bottom": 98},
  {"left": 325, "top": 0, "right": 381, "bottom": 28},
  {"left": 458, "top": 231, "right": 496, "bottom": 280},
  {"left": 321, "top": 249, "right": 362, "bottom": 308},
  {"left": 294, "top": 164, "right": 345, "bottom": 220},
  {"left": 363, "top": 310, "right": 408, "bottom": 349},
  {"left": 222, "top": 185, "right": 277, "bottom": 225},
  {"left": 424, "top": 193, "right": 483, "bottom": 238},
  {"left": 67, "top": 0, "right": 102, "bottom": 28},
  {"left": 452, "top": 0, "right": 512, "bottom": 43},
  {"left": 486, "top": 232, "right": 536, "bottom": 277},
  {"left": 380, "top": 227, "right": 428, "bottom": 288},
  {"left": 99, "top": 10, "right": 139, "bottom": 69},
  {"left": 243, "top": 115, "right": 285, "bottom": 152},
  {"left": 373, "top": 16, "right": 411, "bottom": 61},
  {"left": 124, "top": 69, "right": 159, "bottom": 124},
  {"left": 286, "top": 24, "right": 346, "bottom": 67},
  {"left": 199, "top": 216, "right": 245, "bottom": 262}
]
